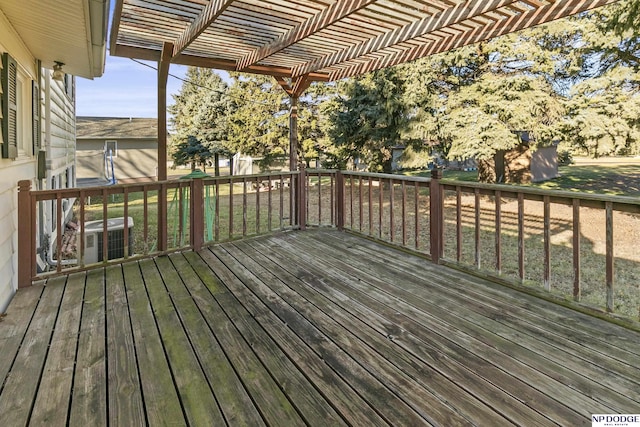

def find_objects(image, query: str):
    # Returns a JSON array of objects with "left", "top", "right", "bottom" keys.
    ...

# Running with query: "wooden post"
[
  {"left": 429, "top": 169, "right": 444, "bottom": 263},
  {"left": 289, "top": 96, "right": 299, "bottom": 172},
  {"left": 157, "top": 42, "right": 173, "bottom": 181},
  {"left": 157, "top": 43, "right": 172, "bottom": 252},
  {"left": 290, "top": 96, "right": 299, "bottom": 227},
  {"left": 158, "top": 182, "right": 168, "bottom": 252},
  {"left": 605, "top": 202, "right": 614, "bottom": 312},
  {"left": 18, "top": 180, "right": 33, "bottom": 287},
  {"left": 336, "top": 171, "right": 345, "bottom": 230},
  {"left": 298, "top": 165, "right": 307, "bottom": 230},
  {"left": 191, "top": 178, "right": 205, "bottom": 251}
]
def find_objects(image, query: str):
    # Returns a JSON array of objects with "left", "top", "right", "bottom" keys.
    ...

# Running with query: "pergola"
[{"left": 110, "top": 0, "right": 618, "bottom": 180}]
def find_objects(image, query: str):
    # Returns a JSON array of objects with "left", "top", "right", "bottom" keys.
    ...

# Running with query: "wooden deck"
[{"left": 1, "top": 229, "right": 639, "bottom": 426}]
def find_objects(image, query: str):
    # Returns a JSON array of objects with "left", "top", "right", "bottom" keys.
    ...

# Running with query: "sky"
[
  {"left": 75, "top": 55, "right": 190, "bottom": 118},
  {"left": 75, "top": 2, "right": 225, "bottom": 119}
]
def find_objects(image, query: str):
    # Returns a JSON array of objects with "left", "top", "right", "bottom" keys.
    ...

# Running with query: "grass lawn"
[{"left": 406, "top": 163, "right": 640, "bottom": 197}]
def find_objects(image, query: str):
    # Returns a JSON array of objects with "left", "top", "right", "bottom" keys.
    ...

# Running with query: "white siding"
[
  {"left": 0, "top": 8, "right": 77, "bottom": 312},
  {"left": 0, "top": 11, "right": 38, "bottom": 312},
  {"left": 46, "top": 76, "right": 75, "bottom": 176},
  {"left": 0, "top": 162, "right": 35, "bottom": 313}
]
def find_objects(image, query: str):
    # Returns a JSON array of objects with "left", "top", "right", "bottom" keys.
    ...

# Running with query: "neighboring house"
[
  {"left": 76, "top": 117, "right": 158, "bottom": 183},
  {"left": 0, "top": 1, "right": 108, "bottom": 312}
]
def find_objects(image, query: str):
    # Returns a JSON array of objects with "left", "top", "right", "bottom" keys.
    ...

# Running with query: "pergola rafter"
[
  {"left": 112, "top": 0, "right": 619, "bottom": 84},
  {"left": 290, "top": 0, "right": 520, "bottom": 78},
  {"left": 172, "top": 0, "right": 235, "bottom": 57}
]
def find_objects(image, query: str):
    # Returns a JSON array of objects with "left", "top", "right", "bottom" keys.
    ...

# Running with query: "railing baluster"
[
  {"left": 158, "top": 183, "right": 168, "bottom": 252},
  {"left": 123, "top": 188, "right": 129, "bottom": 258},
  {"left": 318, "top": 171, "right": 322, "bottom": 226},
  {"left": 349, "top": 175, "right": 354, "bottom": 229},
  {"left": 330, "top": 173, "right": 335, "bottom": 226},
  {"left": 358, "top": 176, "right": 363, "bottom": 232},
  {"left": 143, "top": 187, "right": 149, "bottom": 254},
  {"left": 474, "top": 188, "right": 481, "bottom": 269},
  {"left": 572, "top": 199, "right": 581, "bottom": 301},
  {"left": 518, "top": 192, "right": 525, "bottom": 282},
  {"left": 495, "top": 190, "right": 501, "bottom": 275},
  {"left": 178, "top": 184, "right": 184, "bottom": 247},
  {"left": 268, "top": 176, "right": 272, "bottom": 231},
  {"left": 414, "top": 183, "right": 419, "bottom": 250},
  {"left": 456, "top": 186, "right": 462, "bottom": 263},
  {"left": 279, "top": 174, "right": 284, "bottom": 230},
  {"left": 368, "top": 177, "right": 373, "bottom": 236},
  {"left": 336, "top": 171, "right": 344, "bottom": 230},
  {"left": 389, "top": 178, "right": 395, "bottom": 243},
  {"left": 57, "top": 193, "right": 63, "bottom": 272},
  {"left": 101, "top": 188, "right": 108, "bottom": 263},
  {"left": 229, "top": 179, "right": 234, "bottom": 240},
  {"left": 256, "top": 176, "right": 261, "bottom": 235},
  {"left": 79, "top": 190, "right": 86, "bottom": 267},
  {"left": 606, "top": 201, "right": 614, "bottom": 312},
  {"left": 215, "top": 180, "right": 220, "bottom": 241},
  {"left": 378, "top": 177, "right": 383, "bottom": 239},
  {"left": 243, "top": 178, "right": 247, "bottom": 238},
  {"left": 402, "top": 180, "right": 406, "bottom": 247},
  {"left": 543, "top": 195, "right": 551, "bottom": 291}
]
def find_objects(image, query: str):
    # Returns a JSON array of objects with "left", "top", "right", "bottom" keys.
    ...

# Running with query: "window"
[{"left": 105, "top": 140, "right": 117, "bottom": 157}]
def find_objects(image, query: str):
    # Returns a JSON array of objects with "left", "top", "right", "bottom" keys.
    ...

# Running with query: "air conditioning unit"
[{"left": 83, "top": 217, "right": 134, "bottom": 264}]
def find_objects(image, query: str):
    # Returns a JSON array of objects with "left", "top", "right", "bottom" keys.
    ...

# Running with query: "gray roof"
[{"left": 76, "top": 117, "right": 157, "bottom": 139}]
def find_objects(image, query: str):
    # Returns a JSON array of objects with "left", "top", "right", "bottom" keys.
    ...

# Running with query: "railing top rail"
[
  {"left": 305, "top": 168, "right": 338, "bottom": 174},
  {"left": 340, "top": 170, "right": 432, "bottom": 184},
  {"left": 202, "top": 170, "right": 300, "bottom": 184},
  {"left": 29, "top": 171, "right": 303, "bottom": 199},
  {"left": 441, "top": 179, "right": 640, "bottom": 206},
  {"left": 32, "top": 180, "right": 190, "bottom": 200}
]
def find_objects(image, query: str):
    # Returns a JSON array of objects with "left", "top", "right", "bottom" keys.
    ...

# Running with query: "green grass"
[{"left": 405, "top": 163, "right": 640, "bottom": 196}]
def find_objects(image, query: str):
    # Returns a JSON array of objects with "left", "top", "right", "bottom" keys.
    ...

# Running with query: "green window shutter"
[
  {"left": 0, "top": 55, "right": 3, "bottom": 148},
  {"left": 1, "top": 53, "right": 18, "bottom": 159},
  {"left": 32, "top": 80, "right": 41, "bottom": 152}
]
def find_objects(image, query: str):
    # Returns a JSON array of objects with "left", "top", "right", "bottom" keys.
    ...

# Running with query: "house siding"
[
  {"left": 47, "top": 77, "right": 75, "bottom": 177},
  {"left": 77, "top": 138, "right": 158, "bottom": 182},
  {"left": 0, "top": 10, "right": 38, "bottom": 312},
  {"left": 0, "top": 8, "right": 78, "bottom": 312}
]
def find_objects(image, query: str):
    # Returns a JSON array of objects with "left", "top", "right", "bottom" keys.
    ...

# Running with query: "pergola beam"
[
  {"left": 237, "top": 0, "right": 377, "bottom": 71},
  {"left": 109, "top": 0, "right": 125, "bottom": 55},
  {"left": 328, "top": 0, "right": 618, "bottom": 81},
  {"left": 292, "top": 0, "right": 519, "bottom": 78},
  {"left": 112, "top": 44, "right": 331, "bottom": 81},
  {"left": 172, "top": 0, "right": 235, "bottom": 57},
  {"left": 158, "top": 42, "right": 173, "bottom": 181}
]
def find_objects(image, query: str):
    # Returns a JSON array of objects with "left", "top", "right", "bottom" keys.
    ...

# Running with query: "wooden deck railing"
[
  {"left": 18, "top": 168, "right": 640, "bottom": 319},
  {"left": 18, "top": 171, "right": 302, "bottom": 283},
  {"left": 334, "top": 170, "right": 640, "bottom": 320}
]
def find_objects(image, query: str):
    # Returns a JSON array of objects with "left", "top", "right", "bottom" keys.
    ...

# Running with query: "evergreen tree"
[
  {"left": 171, "top": 135, "right": 213, "bottom": 171},
  {"left": 169, "top": 67, "right": 232, "bottom": 175},
  {"left": 322, "top": 68, "right": 409, "bottom": 173}
]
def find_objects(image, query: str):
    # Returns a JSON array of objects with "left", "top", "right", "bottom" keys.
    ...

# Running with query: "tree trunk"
[{"left": 214, "top": 153, "right": 220, "bottom": 176}]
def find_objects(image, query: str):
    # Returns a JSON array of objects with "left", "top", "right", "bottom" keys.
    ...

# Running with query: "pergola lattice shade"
[{"left": 111, "top": 0, "right": 619, "bottom": 81}]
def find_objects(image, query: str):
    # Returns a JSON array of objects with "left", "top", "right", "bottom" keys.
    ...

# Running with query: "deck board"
[
  {"left": 0, "top": 276, "right": 66, "bottom": 427},
  {"left": 105, "top": 264, "right": 145, "bottom": 426},
  {"left": 292, "top": 232, "right": 639, "bottom": 413},
  {"left": 1, "top": 229, "right": 639, "bottom": 426},
  {"left": 238, "top": 237, "right": 571, "bottom": 426}
]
